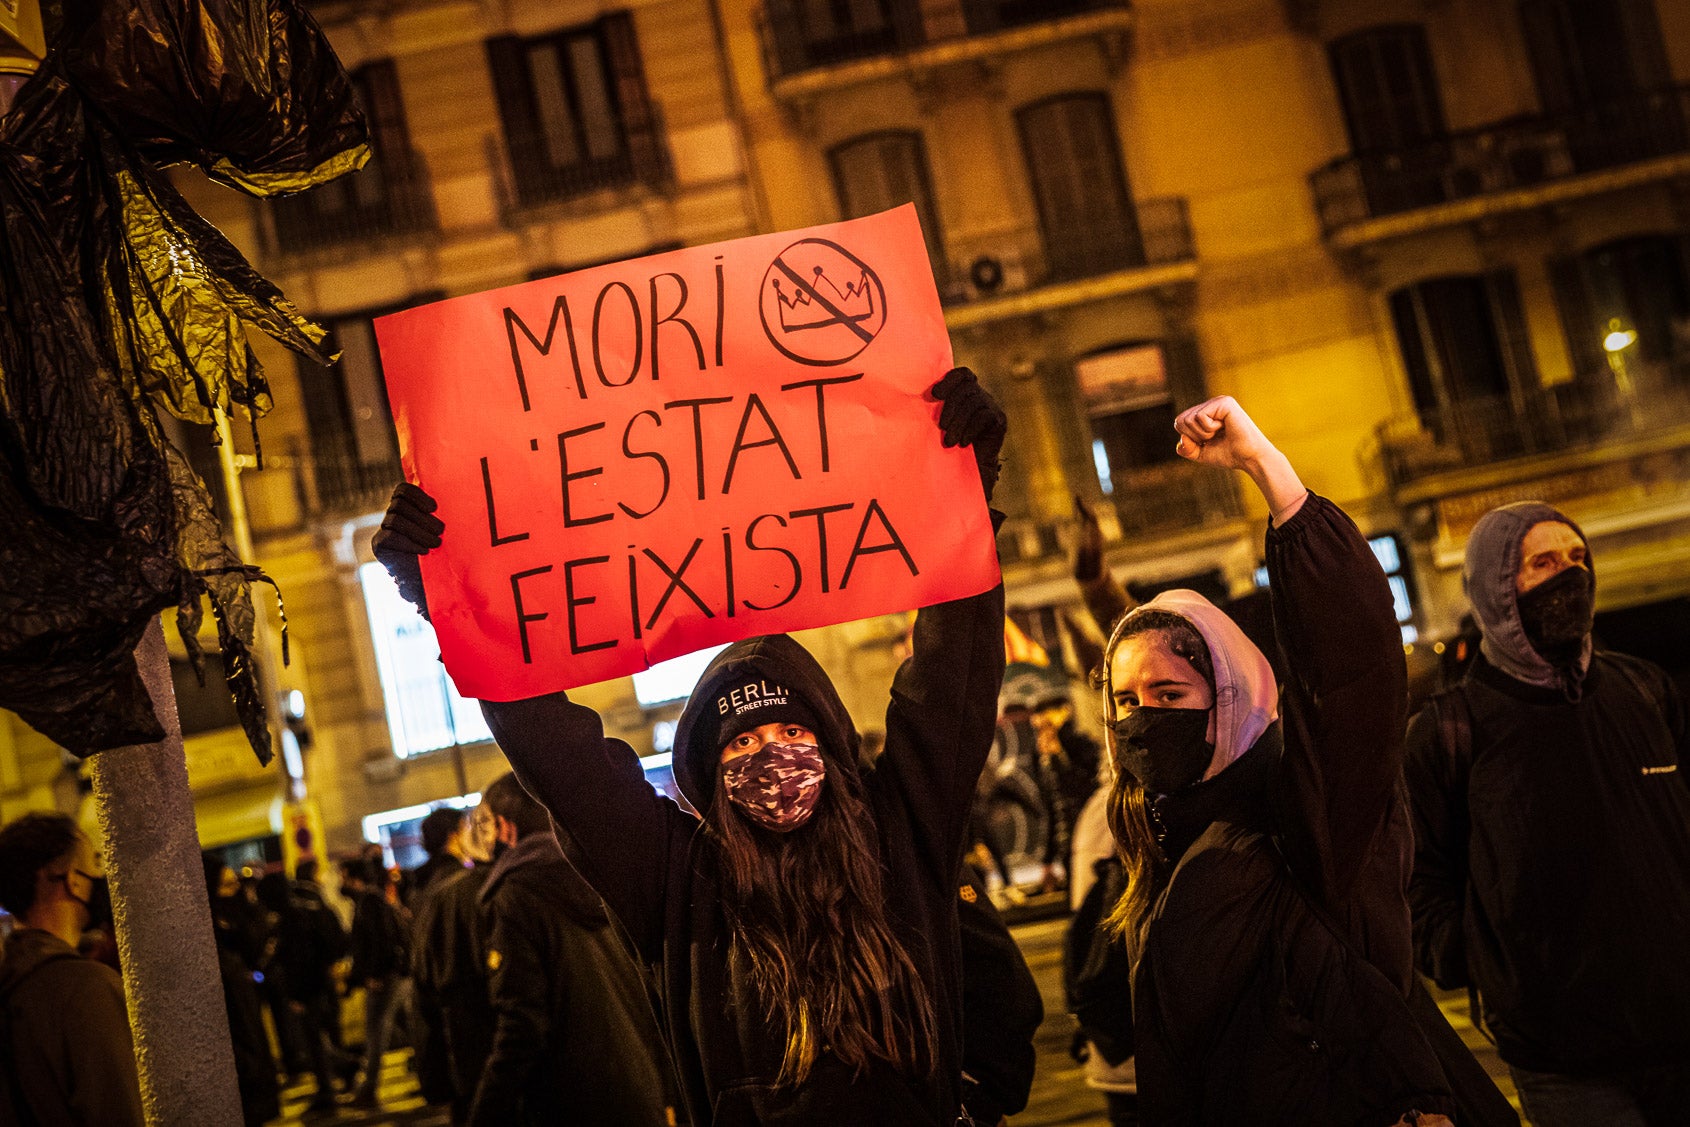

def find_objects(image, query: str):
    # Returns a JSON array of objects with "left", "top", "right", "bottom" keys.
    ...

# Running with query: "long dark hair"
[
  {"left": 1098, "top": 610, "right": 1216, "bottom": 945},
  {"left": 707, "top": 744, "right": 935, "bottom": 1087}
]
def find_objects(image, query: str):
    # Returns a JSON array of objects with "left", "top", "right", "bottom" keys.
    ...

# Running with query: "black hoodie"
[{"left": 480, "top": 581, "right": 1005, "bottom": 1126}]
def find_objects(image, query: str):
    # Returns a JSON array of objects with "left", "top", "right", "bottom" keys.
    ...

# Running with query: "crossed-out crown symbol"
[{"left": 772, "top": 265, "right": 876, "bottom": 333}]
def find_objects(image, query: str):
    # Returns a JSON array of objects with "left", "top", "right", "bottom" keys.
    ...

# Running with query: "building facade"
[{"left": 4, "top": 0, "right": 1687, "bottom": 854}]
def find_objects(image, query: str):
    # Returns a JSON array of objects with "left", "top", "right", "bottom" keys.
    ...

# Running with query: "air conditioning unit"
[{"left": 960, "top": 245, "right": 1030, "bottom": 301}]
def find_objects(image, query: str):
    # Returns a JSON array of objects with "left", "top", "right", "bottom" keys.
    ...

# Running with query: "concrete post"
[{"left": 88, "top": 617, "right": 242, "bottom": 1126}]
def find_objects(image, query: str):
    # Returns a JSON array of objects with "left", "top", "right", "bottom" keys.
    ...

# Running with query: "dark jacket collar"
[{"left": 1152, "top": 722, "right": 1282, "bottom": 866}]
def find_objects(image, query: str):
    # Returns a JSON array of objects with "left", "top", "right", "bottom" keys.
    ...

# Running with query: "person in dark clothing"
[
  {"left": 465, "top": 772, "right": 679, "bottom": 1127},
  {"left": 1405, "top": 501, "right": 1690, "bottom": 1127},
  {"left": 291, "top": 859, "right": 354, "bottom": 1069},
  {"left": 412, "top": 798, "right": 500, "bottom": 1124},
  {"left": 256, "top": 871, "right": 345, "bottom": 1113},
  {"left": 0, "top": 813, "right": 142, "bottom": 1126},
  {"left": 204, "top": 855, "right": 281, "bottom": 1127},
  {"left": 374, "top": 366, "right": 1008, "bottom": 1126},
  {"left": 957, "top": 868, "right": 1042, "bottom": 1127},
  {"left": 339, "top": 855, "right": 408, "bottom": 1109},
  {"left": 1096, "top": 395, "right": 1496, "bottom": 1126},
  {"left": 410, "top": 808, "right": 470, "bottom": 904}
]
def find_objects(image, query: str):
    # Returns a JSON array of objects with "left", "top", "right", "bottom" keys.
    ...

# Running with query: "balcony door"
[
  {"left": 1552, "top": 235, "right": 1690, "bottom": 390},
  {"left": 1519, "top": 0, "right": 1680, "bottom": 168},
  {"left": 1390, "top": 273, "right": 1539, "bottom": 458},
  {"left": 1329, "top": 26, "right": 1448, "bottom": 214},
  {"left": 1017, "top": 94, "right": 1142, "bottom": 282}
]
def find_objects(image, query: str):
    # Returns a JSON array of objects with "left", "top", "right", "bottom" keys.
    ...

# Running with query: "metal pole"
[{"left": 88, "top": 617, "right": 243, "bottom": 1126}]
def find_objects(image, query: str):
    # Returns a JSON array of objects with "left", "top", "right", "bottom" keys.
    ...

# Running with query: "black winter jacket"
[
  {"left": 411, "top": 863, "right": 494, "bottom": 1117},
  {"left": 467, "top": 833, "right": 677, "bottom": 1127},
  {"left": 481, "top": 580, "right": 1005, "bottom": 1126},
  {"left": 1129, "top": 495, "right": 1462, "bottom": 1126},
  {"left": 958, "top": 868, "right": 1042, "bottom": 1125},
  {"left": 347, "top": 888, "right": 406, "bottom": 985},
  {"left": 1406, "top": 651, "right": 1690, "bottom": 1073}
]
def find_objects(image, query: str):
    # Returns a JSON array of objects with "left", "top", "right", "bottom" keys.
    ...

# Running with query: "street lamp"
[{"left": 1603, "top": 317, "right": 1641, "bottom": 427}]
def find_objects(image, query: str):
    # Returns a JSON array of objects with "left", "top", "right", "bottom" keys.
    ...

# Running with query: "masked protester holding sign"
[
  {"left": 375, "top": 367, "right": 1007, "bottom": 1127},
  {"left": 1097, "top": 397, "right": 1510, "bottom": 1127}
]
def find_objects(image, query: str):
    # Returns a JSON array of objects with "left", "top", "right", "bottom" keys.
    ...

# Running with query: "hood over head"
[
  {"left": 672, "top": 634, "right": 858, "bottom": 815},
  {"left": 1463, "top": 501, "right": 1593, "bottom": 692},
  {"left": 1108, "top": 589, "right": 1279, "bottom": 780}
]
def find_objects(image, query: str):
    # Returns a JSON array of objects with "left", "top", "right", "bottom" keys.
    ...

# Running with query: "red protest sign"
[{"left": 374, "top": 205, "right": 1000, "bottom": 701}]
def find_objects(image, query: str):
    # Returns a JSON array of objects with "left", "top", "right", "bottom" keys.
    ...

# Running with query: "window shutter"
[
  {"left": 486, "top": 36, "right": 539, "bottom": 164},
  {"left": 1547, "top": 254, "right": 1602, "bottom": 381},
  {"left": 601, "top": 12, "right": 668, "bottom": 187},
  {"left": 1483, "top": 269, "right": 1539, "bottom": 401}
]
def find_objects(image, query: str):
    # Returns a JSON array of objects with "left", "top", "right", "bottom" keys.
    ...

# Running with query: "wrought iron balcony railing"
[
  {"left": 489, "top": 108, "right": 673, "bottom": 215},
  {"left": 759, "top": 0, "right": 1130, "bottom": 81},
  {"left": 263, "top": 147, "right": 437, "bottom": 257},
  {"left": 1108, "top": 459, "right": 1243, "bottom": 540},
  {"left": 1311, "top": 83, "right": 1690, "bottom": 234},
  {"left": 1373, "top": 371, "right": 1690, "bottom": 491}
]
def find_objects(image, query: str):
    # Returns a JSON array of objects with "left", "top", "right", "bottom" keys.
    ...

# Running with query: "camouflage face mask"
[{"left": 721, "top": 742, "right": 826, "bottom": 832}]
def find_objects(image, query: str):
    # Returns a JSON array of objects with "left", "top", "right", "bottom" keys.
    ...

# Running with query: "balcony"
[
  {"left": 1311, "top": 83, "right": 1690, "bottom": 244},
  {"left": 303, "top": 433, "right": 402, "bottom": 519},
  {"left": 759, "top": 0, "right": 1132, "bottom": 94},
  {"left": 488, "top": 115, "right": 673, "bottom": 217},
  {"left": 1108, "top": 459, "right": 1243, "bottom": 540},
  {"left": 261, "top": 148, "right": 437, "bottom": 259},
  {"left": 1373, "top": 371, "right": 1690, "bottom": 496},
  {"left": 944, "top": 197, "right": 1195, "bottom": 328}
]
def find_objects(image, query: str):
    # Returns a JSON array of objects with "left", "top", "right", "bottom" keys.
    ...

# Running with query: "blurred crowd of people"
[{"left": 2, "top": 373, "right": 1686, "bottom": 1127}]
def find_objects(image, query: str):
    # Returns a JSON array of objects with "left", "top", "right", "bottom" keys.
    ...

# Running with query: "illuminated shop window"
[{"left": 359, "top": 561, "right": 493, "bottom": 758}]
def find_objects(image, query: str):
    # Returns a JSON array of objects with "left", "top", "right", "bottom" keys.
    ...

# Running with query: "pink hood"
[{"left": 1114, "top": 589, "right": 1279, "bottom": 780}]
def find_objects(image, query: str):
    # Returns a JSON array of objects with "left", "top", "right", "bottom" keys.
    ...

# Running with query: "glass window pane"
[
  {"left": 569, "top": 37, "right": 622, "bottom": 161},
  {"left": 528, "top": 43, "right": 582, "bottom": 167},
  {"left": 359, "top": 562, "right": 493, "bottom": 757}
]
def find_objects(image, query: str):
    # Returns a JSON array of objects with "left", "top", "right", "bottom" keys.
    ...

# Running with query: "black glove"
[
  {"left": 371, "top": 482, "right": 443, "bottom": 621},
  {"left": 931, "top": 366, "right": 1007, "bottom": 505}
]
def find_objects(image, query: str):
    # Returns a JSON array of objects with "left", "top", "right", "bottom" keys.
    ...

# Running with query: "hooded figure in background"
[
  {"left": 1406, "top": 502, "right": 1690, "bottom": 1127},
  {"left": 1098, "top": 394, "right": 1513, "bottom": 1127},
  {"left": 373, "top": 366, "right": 1009, "bottom": 1126}
]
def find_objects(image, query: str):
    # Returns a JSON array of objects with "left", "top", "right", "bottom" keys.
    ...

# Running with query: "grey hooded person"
[{"left": 1405, "top": 501, "right": 1690, "bottom": 1127}]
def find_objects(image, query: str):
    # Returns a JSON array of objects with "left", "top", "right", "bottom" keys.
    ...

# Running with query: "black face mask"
[
  {"left": 1112, "top": 707, "right": 1214, "bottom": 795},
  {"left": 65, "top": 872, "right": 112, "bottom": 931},
  {"left": 1516, "top": 565, "right": 1594, "bottom": 667}
]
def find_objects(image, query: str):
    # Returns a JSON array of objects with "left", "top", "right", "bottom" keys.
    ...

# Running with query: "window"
[
  {"left": 762, "top": 0, "right": 920, "bottom": 74},
  {"left": 1016, "top": 94, "right": 1142, "bottom": 281},
  {"left": 296, "top": 313, "right": 403, "bottom": 514},
  {"left": 1575, "top": 237, "right": 1690, "bottom": 381},
  {"left": 1329, "top": 26, "right": 1446, "bottom": 155},
  {"left": 487, "top": 13, "right": 667, "bottom": 208},
  {"left": 1389, "top": 274, "right": 1534, "bottom": 418},
  {"left": 358, "top": 562, "right": 493, "bottom": 759},
  {"left": 830, "top": 132, "right": 950, "bottom": 294},
  {"left": 1076, "top": 342, "right": 1179, "bottom": 497},
  {"left": 1519, "top": 0, "right": 1680, "bottom": 170},
  {"left": 269, "top": 62, "right": 430, "bottom": 250}
]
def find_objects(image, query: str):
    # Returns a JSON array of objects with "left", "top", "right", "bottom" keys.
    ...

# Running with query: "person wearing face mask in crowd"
[
  {"left": 1098, "top": 396, "right": 1514, "bottom": 1127},
  {"left": 1405, "top": 503, "right": 1690, "bottom": 1127},
  {"left": 372, "top": 366, "right": 1008, "bottom": 1126},
  {"left": 0, "top": 812, "right": 141, "bottom": 1126}
]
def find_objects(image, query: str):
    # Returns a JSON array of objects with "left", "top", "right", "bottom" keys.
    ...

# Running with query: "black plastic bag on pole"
[{"left": 0, "top": 0, "right": 368, "bottom": 760}]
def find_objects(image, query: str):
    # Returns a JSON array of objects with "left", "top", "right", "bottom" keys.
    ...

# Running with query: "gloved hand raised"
[
  {"left": 930, "top": 366, "right": 1007, "bottom": 505},
  {"left": 371, "top": 482, "right": 444, "bottom": 621}
]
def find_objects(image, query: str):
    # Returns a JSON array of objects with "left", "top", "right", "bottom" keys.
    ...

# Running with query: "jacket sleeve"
[
  {"left": 480, "top": 694, "right": 688, "bottom": 961},
  {"left": 1264, "top": 493, "right": 1408, "bottom": 901},
  {"left": 467, "top": 890, "right": 553, "bottom": 1127},
  {"left": 879, "top": 573, "right": 1007, "bottom": 873},
  {"left": 1402, "top": 705, "right": 1471, "bottom": 990},
  {"left": 959, "top": 872, "right": 1043, "bottom": 1120},
  {"left": 61, "top": 966, "right": 145, "bottom": 1127}
]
